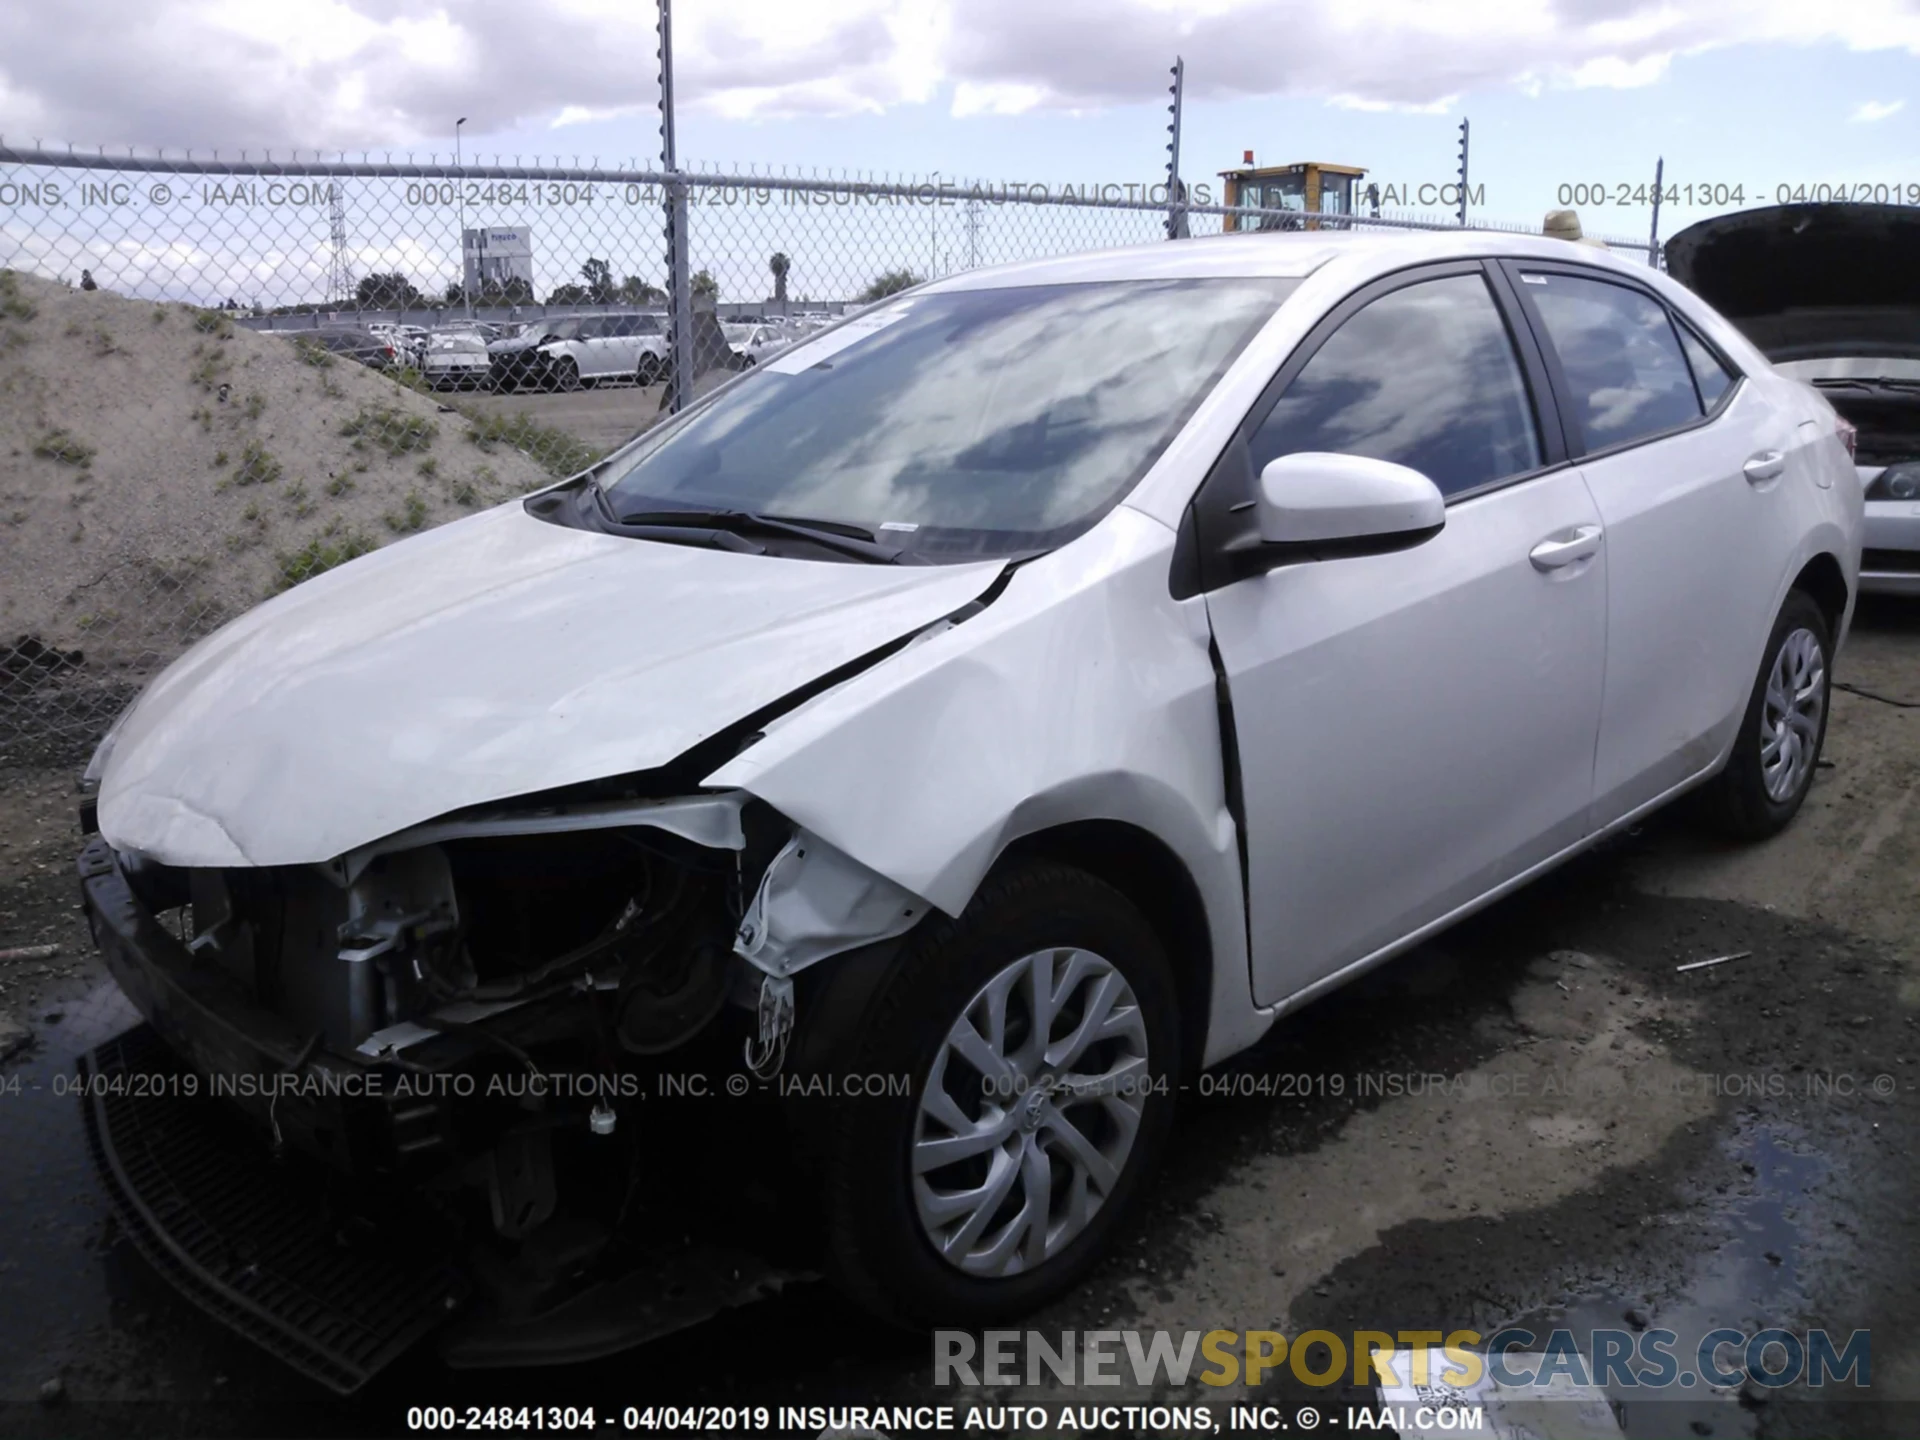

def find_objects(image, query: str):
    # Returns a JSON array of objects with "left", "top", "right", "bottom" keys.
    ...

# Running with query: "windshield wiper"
[
  {"left": 1813, "top": 377, "right": 1920, "bottom": 394},
  {"left": 613, "top": 506, "right": 909, "bottom": 563}
]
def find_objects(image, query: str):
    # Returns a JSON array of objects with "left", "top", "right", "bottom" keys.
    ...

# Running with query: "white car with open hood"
[
  {"left": 78, "top": 228, "right": 1861, "bottom": 1390},
  {"left": 1665, "top": 202, "right": 1920, "bottom": 594}
]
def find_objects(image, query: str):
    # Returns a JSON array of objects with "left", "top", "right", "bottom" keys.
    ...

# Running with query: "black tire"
[
  {"left": 1695, "top": 589, "right": 1833, "bottom": 841},
  {"left": 553, "top": 357, "right": 581, "bottom": 392},
  {"left": 809, "top": 860, "right": 1180, "bottom": 1329},
  {"left": 636, "top": 354, "right": 662, "bottom": 386}
]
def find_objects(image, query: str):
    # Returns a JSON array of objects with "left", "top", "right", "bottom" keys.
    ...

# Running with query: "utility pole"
[
  {"left": 1165, "top": 57, "right": 1188, "bottom": 239},
  {"left": 1647, "top": 156, "right": 1665, "bottom": 269},
  {"left": 326, "top": 185, "right": 354, "bottom": 305},
  {"left": 657, "top": 0, "right": 693, "bottom": 413},
  {"left": 1455, "top": 117, "right": 1470, "bottom": 226}
]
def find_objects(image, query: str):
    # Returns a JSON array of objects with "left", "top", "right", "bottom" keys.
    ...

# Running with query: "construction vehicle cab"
[{"left": 1220, "top": 154, "right": 1367, "bottom": 232}]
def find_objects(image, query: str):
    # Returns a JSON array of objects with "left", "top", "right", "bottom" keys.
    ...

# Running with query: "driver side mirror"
[{"left": 1255, "top": 452, "right": 1446, "bottom": 555}]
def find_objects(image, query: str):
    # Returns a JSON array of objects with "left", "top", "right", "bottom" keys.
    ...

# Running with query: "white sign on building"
[{"left": 462, "top": 227, "right": 535, "bottom": 294}]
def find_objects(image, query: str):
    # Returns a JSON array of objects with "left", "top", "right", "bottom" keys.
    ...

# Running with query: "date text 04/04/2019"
[{"left": 1557, "top": 181, "right": 1920, "bottom": 207}]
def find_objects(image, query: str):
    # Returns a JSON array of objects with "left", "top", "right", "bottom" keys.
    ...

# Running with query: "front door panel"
[{"left": 1209, "top": 471, "right": 1608, "bottom": 1005}]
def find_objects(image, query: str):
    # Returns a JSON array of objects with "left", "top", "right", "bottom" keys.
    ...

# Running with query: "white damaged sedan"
[{"left": 79, "top": 229, "right": 1861, "bottom": 1385}]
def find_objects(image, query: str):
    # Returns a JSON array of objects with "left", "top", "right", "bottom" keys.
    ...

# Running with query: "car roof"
[{"left": 921, "top": 227, "right": 1658, "bottom": 291}]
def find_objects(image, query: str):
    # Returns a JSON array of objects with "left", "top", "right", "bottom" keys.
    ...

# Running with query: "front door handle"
[
  {"left": 1529, "top": 524, "right": 1603, "bottom": 572},
  {"left": 1744, "top": 450, "right": 1786, "bottom": 483}
]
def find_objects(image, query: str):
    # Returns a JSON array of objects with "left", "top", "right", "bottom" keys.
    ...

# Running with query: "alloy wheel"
[
  {"left": 1759, "top": 626, "right": 1825, "bottom": 803},
  {"left": 912, "top": 947, "right": 1150, "bottom": 1278}
]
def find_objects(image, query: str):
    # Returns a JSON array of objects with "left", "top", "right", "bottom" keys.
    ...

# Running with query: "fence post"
[
  {"left": 1165, "top": 57, "right": 1188, "bottom": 240},
  {"left": 656, "top": 0, "right": 694, "bottom": 414},
  {"left": 1647, "top": 156, "right": 1664, "bottom": 269}
]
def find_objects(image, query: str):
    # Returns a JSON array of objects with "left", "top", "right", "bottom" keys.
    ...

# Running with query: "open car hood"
[
  {"left": 1664, "top": 204, "right": 1920, "bottom": 362},
  {"left": 97, "top": 503, "right": 1002, "bottom": 868}
]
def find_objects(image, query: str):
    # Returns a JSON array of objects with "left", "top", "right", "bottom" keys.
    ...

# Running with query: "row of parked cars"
[{"left": 286, "top": 312, "right": 835, "bottom": 393}]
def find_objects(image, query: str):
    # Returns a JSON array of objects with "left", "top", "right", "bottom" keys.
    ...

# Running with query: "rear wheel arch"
[{"left": 1791, "top": 552, "right": 1849, "bottom": 638}]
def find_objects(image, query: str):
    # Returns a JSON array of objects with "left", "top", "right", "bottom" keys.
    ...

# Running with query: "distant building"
[{"left": 462, "top": 227, "right": 535, "bottom": 296}]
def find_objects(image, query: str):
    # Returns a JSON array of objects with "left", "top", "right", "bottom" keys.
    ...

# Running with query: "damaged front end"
[{"left": 76, "top": 787, "right": 926, "bottom": 1391}]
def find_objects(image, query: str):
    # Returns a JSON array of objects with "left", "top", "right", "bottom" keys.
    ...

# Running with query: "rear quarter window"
[{"left": 1674, "top": 320, "right": 1738, "bottom": 411}]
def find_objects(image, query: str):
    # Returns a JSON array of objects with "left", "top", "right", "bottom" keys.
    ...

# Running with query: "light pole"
[
  {"left": 930, "top": 170, "right": 940, "bottom": 279},
  {"left": 456, "top": 117, "right": 471, "bottom": 319}
]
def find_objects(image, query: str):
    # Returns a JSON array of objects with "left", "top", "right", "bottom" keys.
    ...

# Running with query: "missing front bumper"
[{"left": 80, "top": 1025, "right": 466, "bottom": 1394}]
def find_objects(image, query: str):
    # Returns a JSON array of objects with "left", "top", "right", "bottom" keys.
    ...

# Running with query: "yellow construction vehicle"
[{"left": 1219, "top": 154, "right": 1368, "bottom": 232}]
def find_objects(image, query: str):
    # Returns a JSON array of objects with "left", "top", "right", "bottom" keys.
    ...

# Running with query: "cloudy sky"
[{"left": 3, "top": 0, "right": 1918, "bottom": 299}]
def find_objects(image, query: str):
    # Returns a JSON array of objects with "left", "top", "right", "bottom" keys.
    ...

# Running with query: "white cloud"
[
  {"left": 1, "top": 0, "right": 1919, "bottom": 150},
  {"left": 951, "top": 81, "right": 1049, "bottom": 116},
  {"left": 1851, "top": 98, "right": 1907, "bottom": 121}
]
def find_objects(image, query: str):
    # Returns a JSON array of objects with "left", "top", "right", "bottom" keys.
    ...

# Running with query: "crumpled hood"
[{"left": 98, "top": 503, "right": 1001, "bottom": 868}]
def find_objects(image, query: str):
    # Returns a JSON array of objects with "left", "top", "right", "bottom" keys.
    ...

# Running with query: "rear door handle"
[
  {"left": 1744, "top": 450, "right": 1786, "bottom": 483},
  {"left": 1529, "top": 524, "right": 1603, "bottom": 572}
]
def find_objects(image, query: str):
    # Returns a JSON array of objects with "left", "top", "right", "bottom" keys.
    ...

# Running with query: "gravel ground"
[{"left": 0, "top": 597, "right": 1914, "bottom": 1438}]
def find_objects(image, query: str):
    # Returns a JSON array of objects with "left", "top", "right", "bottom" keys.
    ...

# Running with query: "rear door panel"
[{"left": 1501, "top": 261, "right": 1808, "bottom": 825}]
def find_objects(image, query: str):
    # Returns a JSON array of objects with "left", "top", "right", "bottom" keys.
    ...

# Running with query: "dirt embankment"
[{"left": 0, "top": 270, "right": 561, "bottom": 664}]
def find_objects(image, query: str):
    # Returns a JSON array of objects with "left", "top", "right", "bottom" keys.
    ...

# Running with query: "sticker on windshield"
[{"left": 764, "top": 306, "right": 913, "bottom": 374}]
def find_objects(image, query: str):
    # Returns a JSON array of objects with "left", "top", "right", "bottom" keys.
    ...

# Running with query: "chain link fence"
[{"left": 0, "top": 144, "right": 1655, "bottom": 776}]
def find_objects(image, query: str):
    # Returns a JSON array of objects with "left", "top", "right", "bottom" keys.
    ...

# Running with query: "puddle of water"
[
  {"left": 0, "top": 978, "right": 142, "bottom": 1396},
  {"left": 1495, "top": 1124, "right": 1828, "bottom": 1440}
]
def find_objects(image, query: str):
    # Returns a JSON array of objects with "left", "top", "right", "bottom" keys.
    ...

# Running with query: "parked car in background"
[
  {"left": 1667, "top": 203, "right": 1920, "bottom": 594},
  {"left": 363, "top": 322, "right": 430, "bottom": 370},
  {"left": 487, "top": 313, "right": 669, "bottom": 391},
  {"left": 723, "top": 322, "right": 791, "bottom": 365},
  {"left": 78, "top": 229, "right": 1859, "bottom": 1390},
  {"left": 285, "top": 328, "right": 403, "bottom": 372},
  {"left": 421, "top": 324, "right": 498, "bottom": 390}
]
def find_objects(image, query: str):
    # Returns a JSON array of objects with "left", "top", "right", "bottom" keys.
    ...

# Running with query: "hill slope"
[{"left": 0, "top": 269, "right": 562, "bottom": 666}]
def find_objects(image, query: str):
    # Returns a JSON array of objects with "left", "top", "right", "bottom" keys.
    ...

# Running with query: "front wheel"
[
  {"left": 1695, "top": 589, "right": 1832, "bottom": 840},
  {"left": 552, "top": 357, "right": 581, "bottom": 392},
  {"left": 810, "top": 861, "right": 1179, "bottom": 1328}
]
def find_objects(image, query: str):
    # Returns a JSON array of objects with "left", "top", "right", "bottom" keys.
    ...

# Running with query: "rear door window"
[{"left": 1520, "top": 271, "right": 1702, "bottom": 452}]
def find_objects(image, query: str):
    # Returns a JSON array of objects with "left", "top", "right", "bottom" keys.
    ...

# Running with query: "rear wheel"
[
  {"left": 636, "top": 354, "right": 662, "bottom": 386},
  {"left": 1695, "top": 589, "right": 1832, "bottom": 840},
  {"left": 809, "top": 861, "right": 1179, "bottom": 1328}
]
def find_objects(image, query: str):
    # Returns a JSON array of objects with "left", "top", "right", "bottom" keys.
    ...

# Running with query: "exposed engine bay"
[
  {"left": 82, "top": 787, "right": 926, "bottom": 1379},
  {"left": 1813, "top": 376, "right": 1920, "bottom": 469}
]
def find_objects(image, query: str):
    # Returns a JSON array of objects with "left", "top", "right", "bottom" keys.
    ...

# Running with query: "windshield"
[{"left": 599, "top": 278, "right": 1293, "bottom": 558}]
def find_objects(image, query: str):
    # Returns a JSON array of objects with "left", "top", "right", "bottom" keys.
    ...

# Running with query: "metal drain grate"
[{"left": 81, "top": 1024, "right": 467, "bottom": 1394}]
